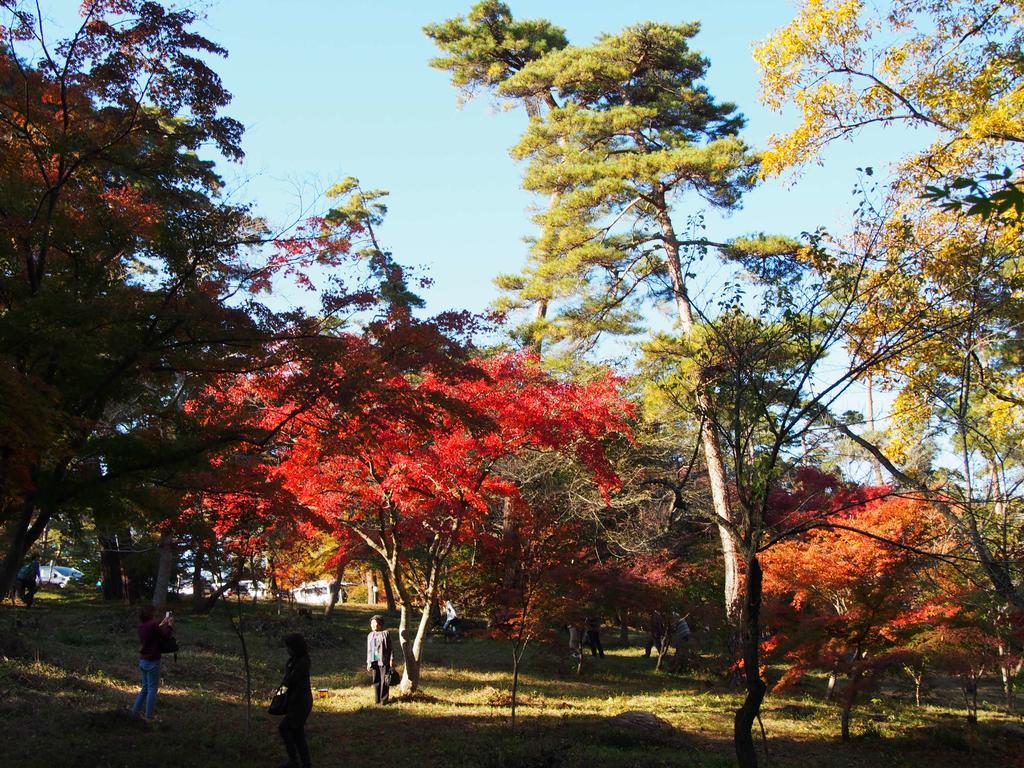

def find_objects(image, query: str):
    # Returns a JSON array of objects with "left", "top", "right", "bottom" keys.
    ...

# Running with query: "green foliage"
[
  {"left": 492, "top": 21, "right": 771, "bottom": 348},
  {"left": 325, "top": 178, "right": 425, "bottom": 309},
  {"left": 424, "top": 1, "right": 568, "bottom": 105},
  {"left": 922, "top": 168, "right": 1024, "bottom": 221}
]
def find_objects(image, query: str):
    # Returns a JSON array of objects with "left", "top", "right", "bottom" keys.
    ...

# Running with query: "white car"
[
  {"left": 38, "top": 563, "right": 83, "bottom": 588},
  {"left": 291, "top": 579, "right": 354, "bottom": 606}
]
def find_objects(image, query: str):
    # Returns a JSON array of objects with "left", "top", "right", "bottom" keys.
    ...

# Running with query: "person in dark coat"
[
  {"left": 14, "top": 554, "right": 41, "bottom": 607},
  {"left": 278, "top": 633, "right": 313, "bottom": 768},
  {"left": 131, "top": 605, "right": 174, "bottom": 721},
  {"left": 644, "top": 610, "right": 666, "bottom": 658},
  {"left": 584, "top": 615, "right": 604, "bottom": 658},
  {"left": 365, "top": 615, "right": 393, "bottom": 704}
]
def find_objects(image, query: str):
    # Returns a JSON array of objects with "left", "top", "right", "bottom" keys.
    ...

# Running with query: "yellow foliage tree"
[{"left": 755, "top": 0, "right": 1024, "bottom": 185}]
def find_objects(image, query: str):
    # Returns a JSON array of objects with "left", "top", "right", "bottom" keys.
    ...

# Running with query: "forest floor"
[{"left": 1, "top": 588, "right": 1023, "bottom": 768}]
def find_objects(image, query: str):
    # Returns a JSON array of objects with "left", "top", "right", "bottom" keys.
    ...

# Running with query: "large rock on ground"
[{"left": 606, "top": 710, "right": 676, "bottom": 739}]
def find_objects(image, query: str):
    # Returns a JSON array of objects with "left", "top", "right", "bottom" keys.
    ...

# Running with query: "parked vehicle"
[
  {"left": 38, "top": 562, "right": 83, "bottom": 588},
  {"left": 290, "top": 579, "right": 354, "bottom": 606}
]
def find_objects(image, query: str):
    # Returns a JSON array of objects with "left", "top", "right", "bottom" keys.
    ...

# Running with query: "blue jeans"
[{"left": 132, "top": 659, "right": 160, "bottom": 719}]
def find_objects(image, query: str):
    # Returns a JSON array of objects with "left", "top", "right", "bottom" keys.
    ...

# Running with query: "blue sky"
[
  {"left": 177, "top": 1, "right": 908, "bottom": 318},
  {"left": 42, "top": 2, "right": 911, "bottom": 324}
]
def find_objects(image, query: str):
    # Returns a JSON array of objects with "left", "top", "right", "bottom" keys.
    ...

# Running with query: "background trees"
[
  {"left": 0, "top": 0, "right": 269, "bottom": 594},
  {"left": 755, "top": 0, "right": 1024, "bottom": 619}
]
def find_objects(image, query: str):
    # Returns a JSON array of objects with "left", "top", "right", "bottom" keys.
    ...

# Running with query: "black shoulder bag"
[
  {"left": 268, "top": 684, "right": 289, "bottom": 716},
  {"left": 158, "top": 632, "right": 178, "bottom": 662}
]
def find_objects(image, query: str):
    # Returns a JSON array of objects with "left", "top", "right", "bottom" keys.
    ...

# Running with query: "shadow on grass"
[{"left": 3, "top": 596, "right": 1023, "bottom": 768}]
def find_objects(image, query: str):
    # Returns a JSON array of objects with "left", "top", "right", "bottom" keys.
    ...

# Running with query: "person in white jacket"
[{"left": 442, "top": 599, "right": 459, "bottom": 639}]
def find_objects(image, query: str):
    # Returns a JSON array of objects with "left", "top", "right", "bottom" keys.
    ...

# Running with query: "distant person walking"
[
  {"left": 443, "top": 599, "right": 459, "bottom": 640},
  {"left": 14, "top": 554, "right": 41, "bottom": 607},
  {"left": 584, "top": 615, "right": 604, "bottom": 658},
  {"left": 568, "top": 624, "right": 583, "bottom": 657},
  {"left": 644, "top": 610, "right": 666, "bottom": 658},
  {"left": 668, "top": 613, "right": 692, "bottom": 671},
  {"left": 365, "top": 615, "right": 393, "bottom": 704},
  {"left": 131, "top": 605, "right": 174, "bottom": 722},
  {"left": 276, "top": 633, "right": 313, "bottom": 768}
]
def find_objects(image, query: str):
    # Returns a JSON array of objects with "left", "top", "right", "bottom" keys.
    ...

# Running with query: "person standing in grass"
[
  {"left": 584, "top": 615, "right": 604, "bottom": 658},
  {"left": 131, "top": 605, "right": 174, "bottom": 722},
  {"left": 365, "top": 615, "right": 393, "bottom": 704},
  {"left": 442, "top": 599, "right": 459, "bottom": 640},
  {"left": 277, "top": 633, "right": 313, "bottom": 768},
  {"left": 14, "top": 553, "right": 40, "bottom": 607}
]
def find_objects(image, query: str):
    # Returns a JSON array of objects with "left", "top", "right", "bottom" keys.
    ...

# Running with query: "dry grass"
[{"left": 1, "top": 589, "right": 1022, "bottom": 768}]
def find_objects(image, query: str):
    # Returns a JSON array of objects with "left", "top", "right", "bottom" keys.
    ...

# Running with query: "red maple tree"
[{"left": 270, "top": 351, "right": 631, "bottom": 692}]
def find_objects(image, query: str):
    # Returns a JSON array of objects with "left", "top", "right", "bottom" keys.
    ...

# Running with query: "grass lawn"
[{"left": 2, "top": 588, "right": 1022, "bottom": 768}]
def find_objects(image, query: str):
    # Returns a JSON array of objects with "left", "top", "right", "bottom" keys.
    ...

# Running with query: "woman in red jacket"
[{"left": 131, "top": 605, "right": 174, "bottom": 721}]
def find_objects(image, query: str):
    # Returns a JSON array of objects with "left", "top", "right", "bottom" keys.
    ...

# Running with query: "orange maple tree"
[{"left": 762, "top": 494, "right": 948, "bottom": 739}]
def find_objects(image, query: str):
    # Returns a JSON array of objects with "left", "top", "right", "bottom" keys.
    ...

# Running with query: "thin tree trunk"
[
  {"left": 962, "top": 674, "right": 979, "bottom": 725},
  {"left": 392, "top": 555, "right": 442, "bottom": 695},
  {"left": 734, "top": 555, "right": 767, "bottom": 768},
  {"left": 841, "top": 699, "right": 854, "bottom": 741},
  {"left": 655, "top": 199, "right": 741, "bottom": 624},
  {"left": 365, "top": 570, "right": 377, "bottom": 605},
  {"left": 200, "top": 560, "right": 243, "bottom": 614},
  {"left": 532, "top": 297, "right": 549, "bottom": 355},
  {"left": 865, "top": 375, "right": 885, "bottom": 486},
  {"left": 395, "top": 595, "right": 435, "bottom": 695},
  {"left": 510, "top": 635, "right": 527, "bottom": 731},
  {"left": 1001, "top": 656, "right": 1021, "bottom": 711},
  {"left": 118, "top": 528, "right": 141, "bottom": 603},
  {"left": 324, "top": 559, "right": 346, "bottom": 619},
  {"left": 378, "top": 568, "right": 396, "bottom": 612},
  {"left": 832, "top": 420, "right": 1024, "bottom": 618},
  {"left": 191, "top": 540, "right": 205, "bottom": 610},
  {"left": 229, "top": 594, "right": 252, "bottom": 737},
  {"left": 152, "top": 530, "right": 175, "bottom": 609}
]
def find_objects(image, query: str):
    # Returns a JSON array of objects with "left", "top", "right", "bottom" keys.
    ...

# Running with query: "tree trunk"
[
  {"left": 191, "top": 540, "right": 206, "bottom": 610},
  {"left": 510, "top": 637, "right": 526, "bottom": 731},
  {"left": 324, "top": 558, "right": 347, "bottom": 619},
  {"left": 229, "top": 594, "right": 253, "bottom": 737},
  {"left": 396, "top": 595, "right": 435, "bottom": 695},
  {"left": 734, "top": 555, "right": 767, "bottom": 768},
  {"left": 840, "top": 700, "right": 854, "bottom": 741},
  {"left": 866, "top": 374, "right": 885, "bottom": 486},
  {"left": 118, "top": 528, "right": 141, "bottom": 603},
  {"left": 999, "top": 648, "right": 1021, "bottom": 711},
  {"left": 365, "top": 571, "right": 377, "bottom": 605},
  {"left": 199, "top": 560, "right": 243, "bottom": 614},
  {"left": 98, "top": 532, "right": 125, "bottom": 602},
  {"left": 833, "top": 420, "right": 1024, "bottom": 619},
  {"left": 825, "top": 671, "right": 837, "bottom": 701},
  {"left": 655, "top": 197, "right": 741, "bottom": 624},
  {"left": 0, "top": 493, "right": 39, "bottom": 596},
  {"left": 392, "top": 556, "right": 441, "bottom": 695},
  {"left": 152, "top": 529, "right": 175, "bottom": 609},
  {"left": 962, "top": 674, "right": 979, "bottom": 725},
  {"left": 378, "top": 567, "right": 397, "bottom": 612}
]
